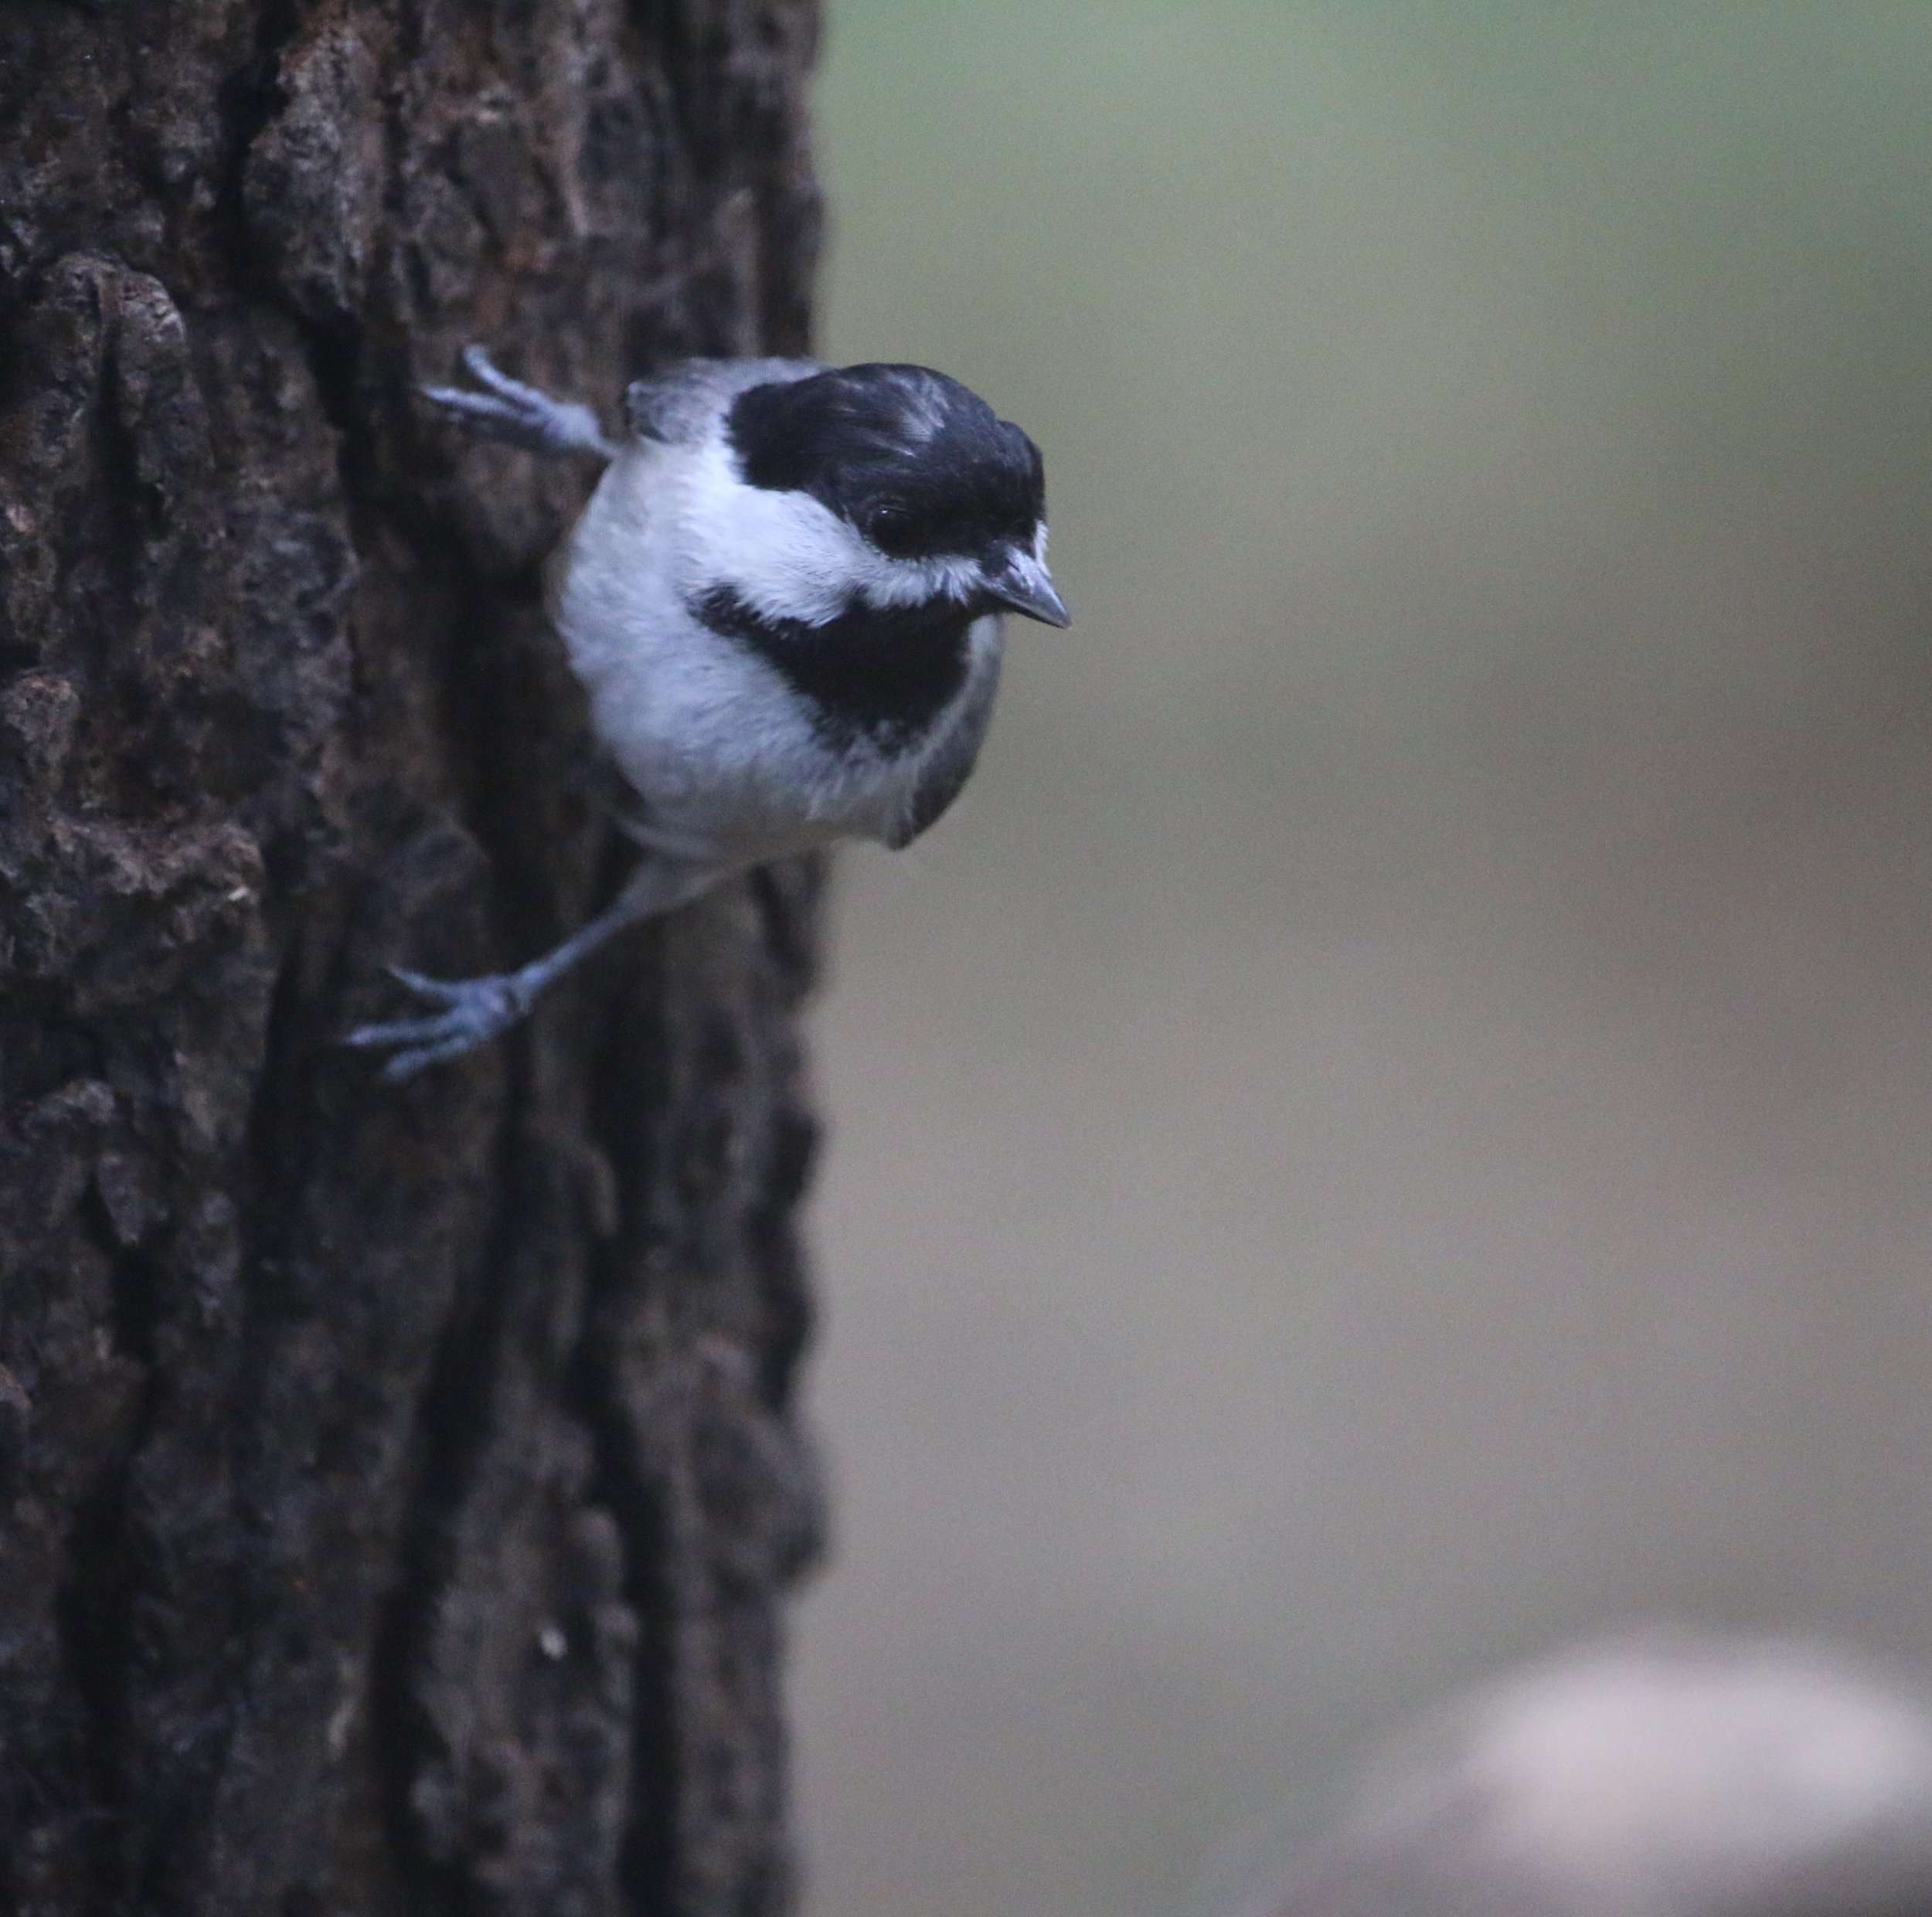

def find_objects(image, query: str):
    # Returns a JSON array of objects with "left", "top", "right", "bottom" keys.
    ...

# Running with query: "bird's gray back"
[{"left": 625, "top": 357, "right": 821, "bottom": 447}]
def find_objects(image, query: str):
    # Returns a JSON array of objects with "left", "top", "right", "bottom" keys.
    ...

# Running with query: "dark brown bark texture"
[{"left": 0, "top": 4, "right": 826, "bottom": 1915}]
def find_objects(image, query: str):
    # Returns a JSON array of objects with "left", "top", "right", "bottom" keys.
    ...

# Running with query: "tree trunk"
[{"left": 0, "top": 5, "right": 825, "bottom": 1914}]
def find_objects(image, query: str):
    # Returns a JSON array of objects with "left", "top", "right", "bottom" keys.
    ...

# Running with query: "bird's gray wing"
[
  {"left": 625, "top": 357, "right": 821, "bottom": 444},
  {"left": 886, "top": 650, "right": 1005, "bottom": 850}
]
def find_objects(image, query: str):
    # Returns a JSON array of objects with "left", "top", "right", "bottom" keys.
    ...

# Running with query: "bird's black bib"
[{"left": 691, "top": 585, "right": 975, "bottom": 752}]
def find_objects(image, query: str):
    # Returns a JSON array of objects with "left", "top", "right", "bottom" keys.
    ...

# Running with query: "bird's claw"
[
  {"left": 344, "top": 965, "right": 533, "bottom": 1082},
  {"left": 421, "top": 346, "right": 617, "bottom": 460}
]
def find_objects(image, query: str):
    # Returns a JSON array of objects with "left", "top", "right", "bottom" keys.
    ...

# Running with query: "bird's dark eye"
[{"left": 862, "top": 502, "right": 917, "bottom": 552}]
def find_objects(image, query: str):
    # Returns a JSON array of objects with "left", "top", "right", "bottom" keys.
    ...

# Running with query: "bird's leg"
[
  {"left": 345, "top": 855, "right": 722, "bottom": 1081},
  {"left": 423, "top": 345, "right": 621, "bottom": 463}
]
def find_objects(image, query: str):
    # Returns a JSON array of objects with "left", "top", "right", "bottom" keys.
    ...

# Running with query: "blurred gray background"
[{"left": 787, "top": 5, "right": 1932, "bottom": 1915}]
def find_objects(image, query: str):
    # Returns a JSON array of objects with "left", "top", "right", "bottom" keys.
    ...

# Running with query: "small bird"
[{"left": 347, "top": 347, "right": 1068, "bottom": 1079}]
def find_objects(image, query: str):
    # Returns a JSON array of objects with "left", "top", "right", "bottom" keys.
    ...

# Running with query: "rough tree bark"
[{"left": 0, "top": 5, "right": 826, "bottom": 1915}]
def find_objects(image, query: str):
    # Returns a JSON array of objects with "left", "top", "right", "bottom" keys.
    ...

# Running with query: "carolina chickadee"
[{"left": 347, "top": 347, "right": 1068, "bottom": 1079}]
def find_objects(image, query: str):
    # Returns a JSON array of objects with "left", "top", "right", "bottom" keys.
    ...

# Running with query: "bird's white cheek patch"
[
  {"left": 693, "top": 483, "right": 857, "bottom": 625},
  {"left": 852, "top": 550, "right": 981, "bottom": 611}
]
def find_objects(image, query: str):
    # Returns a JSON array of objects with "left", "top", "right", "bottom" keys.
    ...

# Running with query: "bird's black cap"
[{"left": 727, "top": 363, "right": 1046, "bottom": 561}]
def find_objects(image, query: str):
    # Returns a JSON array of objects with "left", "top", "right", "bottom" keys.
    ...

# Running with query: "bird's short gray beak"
[{"left": 987, "top": 552, "right": 1071, "bottom": 628}]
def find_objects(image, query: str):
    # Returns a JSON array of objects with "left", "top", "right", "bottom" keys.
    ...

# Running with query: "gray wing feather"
[
  {"left": 886, "top": 652, "right": 1005, "bottom": 850},
  {"left": 625, "top": 357, "right": 821, "bottom": 444}
]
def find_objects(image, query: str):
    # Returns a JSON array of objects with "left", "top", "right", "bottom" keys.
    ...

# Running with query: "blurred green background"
[{"left": 790, "top": 5, "right": 1932, "bottom": 1915}]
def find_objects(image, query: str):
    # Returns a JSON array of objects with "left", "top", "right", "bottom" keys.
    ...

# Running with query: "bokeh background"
[{"left": 787, "top": 6, "right": 1932, "bottom": 1915}]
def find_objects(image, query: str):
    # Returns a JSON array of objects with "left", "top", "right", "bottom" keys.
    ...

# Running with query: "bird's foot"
[
  {"left": 422, "top": 345, "right": 617, "bottom": 461},
  {"left": 343, "top": 964, "right": 538, "bottom": 1081}
]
